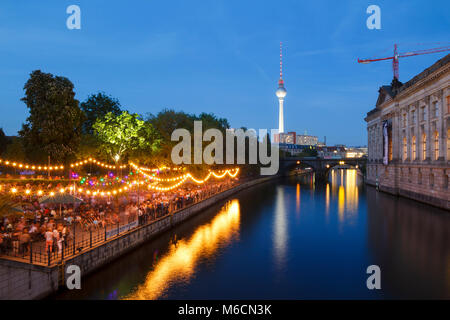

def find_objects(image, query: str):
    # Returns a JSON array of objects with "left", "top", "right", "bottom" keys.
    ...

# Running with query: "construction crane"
[{"left": 358, "top": 43, "right": 450, "bottom": 80}]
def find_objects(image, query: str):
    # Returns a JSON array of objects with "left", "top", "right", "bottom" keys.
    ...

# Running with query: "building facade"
[
  {"left": 296, "top": 134, "right": 318, "bottom": 146},
  {"left": 365, "top": 54, "right": 450, "bottom": 210}
]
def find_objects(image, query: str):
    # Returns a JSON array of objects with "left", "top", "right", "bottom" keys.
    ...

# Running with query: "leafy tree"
[
  {"left": 81, "top": 92, "right": 122, "bottom": 134},
  {"left": 195, "top": 112, "right": 230, "bottom": 131},
  {"left": 2, "top": 137, "right": 26, "bottom": 162},
  {"left": 0, "top": 128, "right": 10, "bottom": 156},
  {"left": 146, "top": 109, "right": 196, "bottom": 161},
  {"left": 19, "top": 70, "right": 85, "bottom": 164},
  {"left": 93, "top": 111, "right": 159, "bottom": 163}
]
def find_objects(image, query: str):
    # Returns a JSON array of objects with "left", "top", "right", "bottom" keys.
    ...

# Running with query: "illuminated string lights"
[
  {"left": 5, "top": 168, "right": 239, "bottom": 197},
  {"left": 0, "top": 159, "right": 64, "bottom": 171},
  {"left": 129, "top": 162, "right": 183, "bottom": 173},
  {"left": 70, "top": 158, "right": 127, "bottom": 169}
]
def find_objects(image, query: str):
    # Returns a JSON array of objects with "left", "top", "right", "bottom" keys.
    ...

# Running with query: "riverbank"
[{"left": 0, "top": 174, "right": 281, "bottom": 299}]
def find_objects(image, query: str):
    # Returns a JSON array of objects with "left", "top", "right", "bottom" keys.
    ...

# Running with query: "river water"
[{"left": 55, "top": 169, "right": 450, "bottom": 300}]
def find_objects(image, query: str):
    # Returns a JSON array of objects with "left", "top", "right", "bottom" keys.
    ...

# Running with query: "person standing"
[{"left": 45, "top": 228, "right": 53, "bottom": 253}]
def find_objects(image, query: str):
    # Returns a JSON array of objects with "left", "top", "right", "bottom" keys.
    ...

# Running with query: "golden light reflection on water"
[
  {"left": 123, "top": 200, "right": 240, "bottom": 300},
  {"left": 330, "top": 169, "right": 360, "bottom": 223},
  {"left": 296, "top": 183, "right": 300, "bottom": 215}
]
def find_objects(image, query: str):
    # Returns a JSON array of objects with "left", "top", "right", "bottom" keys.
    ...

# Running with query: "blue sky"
[{"left": 0, "top": 0, "right": 448, "bottom": 145}]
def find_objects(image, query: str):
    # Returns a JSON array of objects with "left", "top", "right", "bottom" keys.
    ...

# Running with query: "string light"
[
  {"left": 70, "top": 158, "right": 127, "bottom": 169},
  {"left": 0, "top": 158, "right": 64, "bottom": 171},
  {"left": 3, "top": 168, "right": 239, "bottom": 197}
]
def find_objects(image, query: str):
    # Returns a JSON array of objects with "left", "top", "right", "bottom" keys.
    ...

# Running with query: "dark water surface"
[{"left": 55, "top": 170, "right": 450, "bottom": 299}]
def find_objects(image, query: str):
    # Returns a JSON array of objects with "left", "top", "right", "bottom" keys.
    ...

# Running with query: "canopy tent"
[{"left": 38, "top": 193, "right": 83, "bottom": 217}]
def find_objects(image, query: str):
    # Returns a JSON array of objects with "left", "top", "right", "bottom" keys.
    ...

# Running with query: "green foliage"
[
  {"left": 93, "top": 111, "right": 160, "bottom": 162},
  {"left": 146, "top": 109, "right": 195, "bottom": 162},
  {"left": 196, "top": 112, "right": 230, "bottom": 131},
  {"left": 0, "top": 128, "right": 10, "bottom": 156},
  {"left": 81, "top": 92, "right": 122, "bottom": 135},
  {"left": 145, "top": 109, "right": 230, "bottom": 165},
  {"left": 19, "top": 70, "right": 85, "bottom": 164},
  {"left": 2, "top": 137, "right": 26, "bottom": 162}
]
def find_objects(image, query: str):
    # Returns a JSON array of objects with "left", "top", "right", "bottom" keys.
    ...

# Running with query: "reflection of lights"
[
  {"left": 331, "top": 169, "right": 359, "bottom": 224},
  {"left": 296, "top": 184, "right": 300, "bottom": 214},
  {"left": 338, "top": 185, "right": 345, "bottom": 221},
  {"left": 325, "top": 183, "right": 330, "bottom": 217},
  {"left": 124, "top": 200, "right": 241, "bottom": 300},
  {"left": 273, "top": 187, "right": 287, "bottom": 270}
]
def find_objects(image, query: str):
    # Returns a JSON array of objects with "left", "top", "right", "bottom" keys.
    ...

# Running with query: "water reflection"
[
  {"left": 273, "top": 187, "right": 288, "bottom": 271},
  {"left": 296, "top": 183, "right": 300, "bottom": 215},
  {"left": 366, "top": 189, "right": 450, "bottom": 299},
  {"left": 124, "top": 200, "right": 240, "bottom": 300},
  {"left": 330, "top": 169, "right": 361, "bottom": 225}
]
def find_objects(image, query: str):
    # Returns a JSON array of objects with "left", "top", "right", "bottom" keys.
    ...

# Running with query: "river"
[{"left": 55, "top": 169, "right": 450, "bottom": 299}]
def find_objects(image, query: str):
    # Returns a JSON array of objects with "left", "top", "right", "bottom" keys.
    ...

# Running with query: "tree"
[
  {"left": 2, "top": 137, "right": 26, "bottom": 162},
  {"left": 146, "top": 109, "right": 196, "bottom": 161},
  {"left": 80, "top": 92, "right": 122, "bottom": 134},
  {"left": 19, "top": 70, "right": 85, "bottom": 163},
  {"left": 93, "top": 111, "right": 159, "bottom": 163},
  {"left": 0, "top": 128, "right": 10, "bottom": 156},
  {"left": 195, "top": 112, "right": 230, "bottom": 131}
]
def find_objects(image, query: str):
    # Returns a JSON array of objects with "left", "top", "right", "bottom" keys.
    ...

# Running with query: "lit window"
[
  {"left": 434, "top": 131, "right": 439, "bottom": 160},
  {"left": 412, "top": 136, "right": 416, "bottom": 160},
  {"left": 422, "top": 134, "right": 427, "bottom": 160},
  {"left": 447, "top": 128, "right": 450, "bottom": 160}
]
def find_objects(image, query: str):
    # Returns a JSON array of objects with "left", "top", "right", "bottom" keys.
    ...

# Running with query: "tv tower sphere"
[{"left": 276, "top": 86, "right": 287, "bottom": 98}]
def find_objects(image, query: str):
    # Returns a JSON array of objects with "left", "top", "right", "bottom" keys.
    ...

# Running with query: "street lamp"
[{"left": 114, "top": 154, "right": 120, "bottom": 177}]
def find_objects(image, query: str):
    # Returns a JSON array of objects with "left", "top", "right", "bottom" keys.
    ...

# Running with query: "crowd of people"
[{"left": 0, "top": 178, "right": 238, "bottom": 259}]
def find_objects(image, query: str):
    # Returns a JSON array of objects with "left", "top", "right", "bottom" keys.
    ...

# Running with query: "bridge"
[{"left": 280, "top": 157, "right": 367, "bottom": 180}]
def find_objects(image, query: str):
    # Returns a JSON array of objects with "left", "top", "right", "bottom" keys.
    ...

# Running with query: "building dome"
[{"left": 276, "top": 86, "right": 287, "bottom": 98}]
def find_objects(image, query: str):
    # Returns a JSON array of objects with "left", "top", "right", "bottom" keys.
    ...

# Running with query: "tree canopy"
[
  {"left": 0, "top": 128, "right": 9, "bottom": 156},
  {"left": 93, "top": 111, "right": 160, "bottom": 163},
  {"left": 81, "top": 92, "right": 122, "bottom": 135},
  {"left": 19, "top": 70, "right": 85, "bottom": 164}
]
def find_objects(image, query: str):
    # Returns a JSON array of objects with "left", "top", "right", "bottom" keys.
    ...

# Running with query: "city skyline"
[{"left": 0, "top": 0, "right": 449, "bottom": 146}]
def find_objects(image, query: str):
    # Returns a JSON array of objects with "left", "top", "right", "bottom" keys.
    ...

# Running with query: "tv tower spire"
[
  {"left": 276, "top": 42, "right": 287, "bottom": 133},
  {"left": 279, "top": 42, "right": 284, "bottom": 86}
]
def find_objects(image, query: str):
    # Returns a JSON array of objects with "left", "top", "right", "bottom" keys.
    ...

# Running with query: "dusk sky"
[{"left": 0, "top": 0, "right": 448, "bottom": 145}]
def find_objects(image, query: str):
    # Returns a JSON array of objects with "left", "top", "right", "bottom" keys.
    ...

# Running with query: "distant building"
[
  {"left": 345, "top": 146, "right": 368, "bottom": 158},
  {"left": 279, "top": 143, "right": 315, "bottom": 156},
  {"left": 365, "top": 54, "right": 449, "bottom": 210},
  {"left": 296, "top": 134, "right": 318, "bottom": 146},
  {"left": 317, "top": 146, "right": 346, "bottom": 159}
]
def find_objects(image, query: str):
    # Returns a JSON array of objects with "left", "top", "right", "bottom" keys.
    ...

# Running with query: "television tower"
[{"left": 276, "top": 42, "right": 287, "bottom": 133}]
